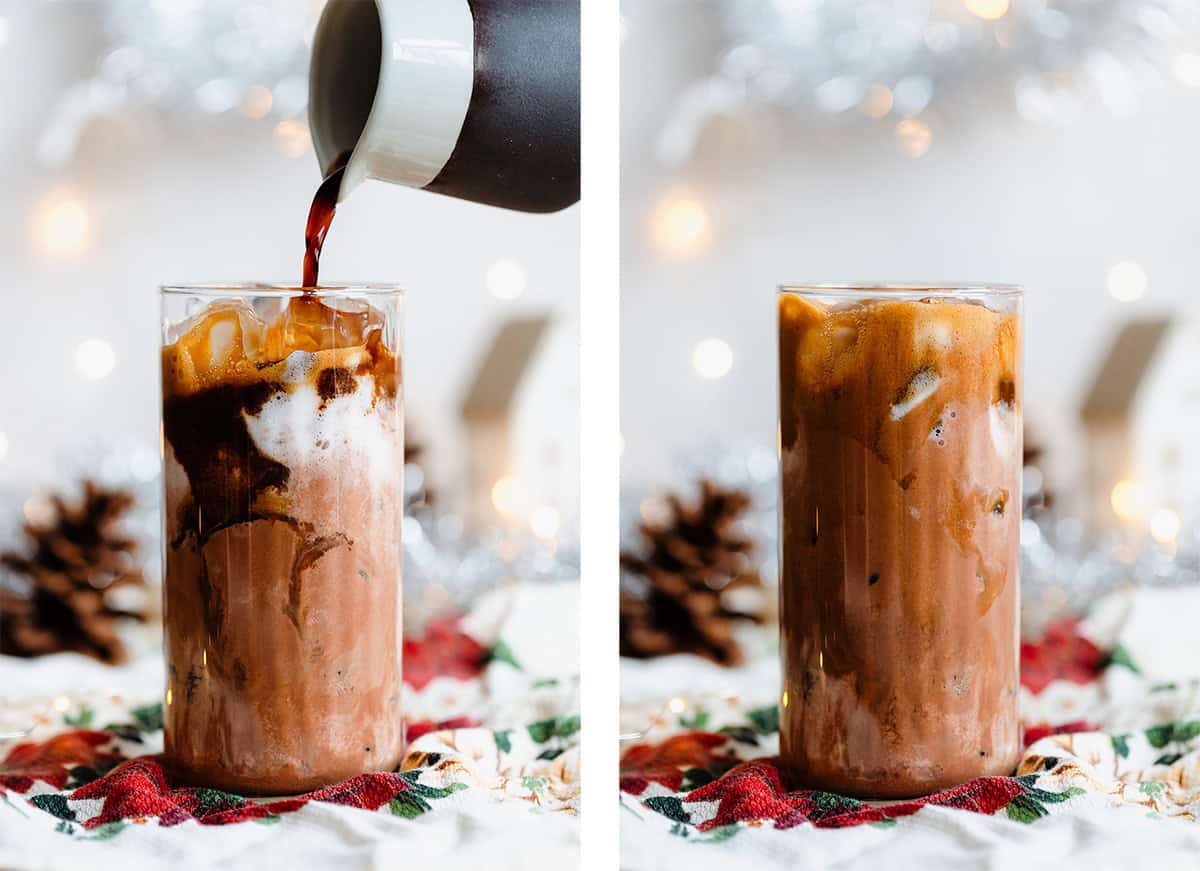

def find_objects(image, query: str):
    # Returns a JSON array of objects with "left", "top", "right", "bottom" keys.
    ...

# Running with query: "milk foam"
[{"left": 243, "top": 350, "right": 400, "bottom": 480}]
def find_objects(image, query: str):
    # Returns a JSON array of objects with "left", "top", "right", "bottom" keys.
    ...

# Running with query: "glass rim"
[
  {"left": 160, "top": 283, "right": 405, "bottom": 298},
  {"left": 778, "top": 282, "right": 1023, "bottom": 299}
]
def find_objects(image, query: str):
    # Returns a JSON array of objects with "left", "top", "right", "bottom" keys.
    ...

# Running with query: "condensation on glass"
[
  {"left": 160, "top": 285, "right": 404, "bottom": 795},
  {"left": 777, "top": 283, "right": 1022, "bottom": 798}
]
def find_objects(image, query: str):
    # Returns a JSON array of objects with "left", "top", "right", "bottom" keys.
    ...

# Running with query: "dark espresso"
[{"left": 302, "top": 153, "right": 350, "bottom": 288}]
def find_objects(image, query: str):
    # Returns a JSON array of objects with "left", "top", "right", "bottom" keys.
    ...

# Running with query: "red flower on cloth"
[
  {"left": 1023, "top": 720, "right": 1100, "bottom": 749},
  {"left": 403, "top": 616, "right": 490, "bottom": 690},
  {"left": 0, "top": 730, "right": 118, "bottom": 792},
  {"left": 620, "top": 732, "right": 737, "bottom": 795},
  {"left": 407, "top": 716, "right": 480, "bottom": 743},
  {"left": 1020, "top": 618, "right": 1106, "bottom": 695}
]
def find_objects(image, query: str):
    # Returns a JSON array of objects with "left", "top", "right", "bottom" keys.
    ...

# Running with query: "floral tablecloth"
[
  {"left": 620, "top": 586, "right": 1200, "bottom": 870},
  {"left": 0, "top": 581, "right": 579, "bottom": 871}
]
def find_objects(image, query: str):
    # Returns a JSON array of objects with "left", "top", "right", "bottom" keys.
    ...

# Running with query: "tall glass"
[
  {"left": 777, "top": 284, "right": 1022, "bottom": 798},
  {"left": 160, "top": 285, "right": 404, "bottom": 795}
]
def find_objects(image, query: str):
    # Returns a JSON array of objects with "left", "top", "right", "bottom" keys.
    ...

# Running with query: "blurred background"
[
  {"left": 620, "top": 0, "right": 1200, "bottom": 652},
  {"left": 0, "top": 1, "right": 579, "bottom": 642}
]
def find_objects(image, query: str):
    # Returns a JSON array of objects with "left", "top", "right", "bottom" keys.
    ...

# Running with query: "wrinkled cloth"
[
  {"left": 0, "top": 582, "right": 579, "bottom": 871},
  {"left": 620, "top": 586, "right": 1200, "bottom": 870}
]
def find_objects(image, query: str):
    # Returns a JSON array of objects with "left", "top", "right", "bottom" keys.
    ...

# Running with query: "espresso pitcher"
[{"left": 309, "top": 0, "right": 580, "bottom": 213}]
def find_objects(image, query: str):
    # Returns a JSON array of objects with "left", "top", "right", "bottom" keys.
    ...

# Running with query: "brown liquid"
[
  {"left": 303, "top": 152, "right": 350, "bottom": 288},
  {"left": 162, "top": 293, "right": 403, "bottom": 795},
  {"left": 777, "top": 292, "right": 1021, "bottom": 799}
]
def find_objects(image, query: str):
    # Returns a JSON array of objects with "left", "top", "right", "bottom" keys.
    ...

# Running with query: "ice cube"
[
  {"left": 172, "top": 299, "right": 267, "bottom": 372},
  {"left": 266, "top": 295, "right": 383, "bottom": 356},
  {"left": 831, "top": 325, "right": 858, "bottom": 354},
  {"left": 990, "top": 399, "right": 1017, "bottom": 455},
  {"left": 890, "top": 367, "right": 941, "bottom": 421},
  {"left": 916, "top": 319, "right": 953, "bottom": 350}
]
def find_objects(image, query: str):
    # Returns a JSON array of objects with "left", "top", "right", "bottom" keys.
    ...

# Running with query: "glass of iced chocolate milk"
[
  {"left": 777, "top": 284, "right": 1022, "bottom": 799},
  {"left": 160, "top": 285, "right": 404, "bottom": 795}
]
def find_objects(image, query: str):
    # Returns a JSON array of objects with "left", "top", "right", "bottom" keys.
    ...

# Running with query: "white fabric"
[
  {"left": 620, "top": 586, "right": 1200, "bottom": 871},
  {"left": 0, "top": 582, "right": 579, "bottom": 870}
]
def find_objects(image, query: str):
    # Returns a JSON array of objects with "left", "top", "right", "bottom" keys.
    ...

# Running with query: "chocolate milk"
[
  {"left": 161, "top": 292, "right": 403, "bottom": 794},
  {"left": 777, "top": 288, "right": 1022, "bottom": 798}
]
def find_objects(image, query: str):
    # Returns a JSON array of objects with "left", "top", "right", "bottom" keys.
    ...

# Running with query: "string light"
[
  {"left": 31, "top": 191, "right": 91, "bottom": 257},
  {"left": 53, "top": 695, "right": 71, "bottom": 713},
  {"left": 964, "top": 0, "right": 1009, "bottom": 21},
  {"left": 75, "top": 339, "right": 116, "bottom": 381},
  {"left": 639, "top": 496, "right": 670, "bottom": 526},
  {"left": 652, "top": 195, "right": 710, "bottom": 256},
  {"left": 1150, "top": 508, "right": 1181, "bottom": 544},
  {"left": 860, "top": 84, "right": 893, "bottom": 119},
  {"left": 491, "top": 475, "right": 524, "bottom": 517},
  {"left": 1173, "top": 53, "right": 1200, "bottom": 88},
  {"left": 275, "top": 119, "right": 311, "bottom": 157},
  {"left": 23, "top": 495, "right": 54, "bottom": 527},
  {"left": 486, "top": 258, "right": 527, "bottom": 300},
  {"left": 1107, "top": 260, "right": 1147, "bottom": 302},
  {"left": 692, "top": 338, "right": 733, "bottom": 379},
  {"left": 529, "top": 505, "right": 561, "bottom": 540},
  {"left": 667, "top": 696, "right": 687, "bottom": 714},
  {"left": 895, "top": 119, "right": 933, "bottom": 158},
  {"left": 1110, "top": 479, "right": 1146, "bottom": 521},
  {"left": 240, "top": 84, "right": 274, "bottom": 118}
]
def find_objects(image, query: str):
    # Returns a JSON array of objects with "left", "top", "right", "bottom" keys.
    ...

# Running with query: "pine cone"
[
  {"left": 404, "top": 429, "right": 434, "bottom": 509},
  {"left": 620, "top": 480, "right": 766, "bottom": 666},
  {"left": 1, "top": 481, "right": 148, "bottom": 663},
  {"left": 1024, "top": 425, "right": 1054, "bottom": 512}
]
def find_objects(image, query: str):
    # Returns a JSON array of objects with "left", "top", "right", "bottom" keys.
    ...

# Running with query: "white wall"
[{"left": 620, "top": 1, "right": 1200, "bottom": 513}]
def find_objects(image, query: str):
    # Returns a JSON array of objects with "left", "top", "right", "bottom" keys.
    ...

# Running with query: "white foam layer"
[{"left": 243, "top": 351, "right": 401, "bottom": 480}]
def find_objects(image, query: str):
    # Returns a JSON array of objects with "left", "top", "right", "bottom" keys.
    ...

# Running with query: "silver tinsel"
[
  {"left": 624, "top": 440, "right": 1200, "bottom": 639},
  {"left": 39, "top": 0, "right": 323, "bottom": 166},
  {"left": 653, "top": 0, "right": 1200, "bottom": 165},
  {"left": 1, "top": 439, "right": 578, "bottom": 634}
]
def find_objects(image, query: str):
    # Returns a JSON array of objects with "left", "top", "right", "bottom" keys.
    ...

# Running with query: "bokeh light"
[
  {"left": 275, "top": 119, "right": 311, "bottom": 157},
  {"left": 894, "top": 119, "right": 933, "bottom": 158},
  {"left": 491, "top": 475, "right": 524, "bottom": 517},
  {"left": 1110, "top": 479, "right": 1146, "bottom": 521},
  {"left": 240, "top": 84, "right": 274, "bottom": 118},
  {"left": 692, "top": 338, "right": 733, "bottom": 379},
  {"left": 652, "top": 195, "right": 710, "bottom": 256},
  {"left": 860, "top": 83, "right": 894, "bottom": 119},
  {"left": 965, "top": 0, "right": 1009, "bottom": 21},
  {"left": 1107, "top": 260, "right": 1148, "bottom": 302},
  {"left": 1150, "top": 508, "right": 1181, "bottom": 544},
  {"left": 529, "top": 505, "right": 561, "bottom": 540},
  {"left": 75, "top": 339, "right": 116, "bottom": 381},
  {"left": 31, "top": 192, "right": 91, "bottom": 257},
  {"left": 486, "top": 258, "right": 527, "bottom": 300}
]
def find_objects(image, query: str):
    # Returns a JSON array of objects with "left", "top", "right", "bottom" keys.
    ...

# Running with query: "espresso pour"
[{"left": 302, "top": 154, "right": 349, "bottom": 288}]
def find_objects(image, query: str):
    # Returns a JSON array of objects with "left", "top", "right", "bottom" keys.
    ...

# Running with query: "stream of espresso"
[{"left": 302, "top": 153, "right": 350, "bottom": 288}]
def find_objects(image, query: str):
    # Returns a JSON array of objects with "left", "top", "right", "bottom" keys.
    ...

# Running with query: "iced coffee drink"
[
  {"left": 160, "top": 286, "right": 404, "bottom": 795},
  {"left": 777, "top": 285, "right": 1022, "bottom": 798}
]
